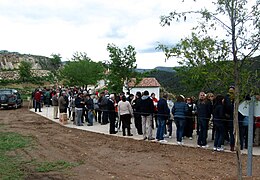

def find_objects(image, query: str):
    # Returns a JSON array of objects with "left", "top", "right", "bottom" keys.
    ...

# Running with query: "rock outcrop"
[
  {"left": 0, "top": 50, "right": 53, "bottom": 80},
  {"left": 0, "top": 50, "right": 51, "bottom": 70}
]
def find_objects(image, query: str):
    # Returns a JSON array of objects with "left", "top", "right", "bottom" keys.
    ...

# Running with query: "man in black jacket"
[
  {"left": 140, "top": 90, "right": 155, "bottom": 140},
  {"left": 107, "top": 94, "right": 117, "bottom": 134},
  {"left": 132, "top": 91, "right": 143, "bottom": 135}
]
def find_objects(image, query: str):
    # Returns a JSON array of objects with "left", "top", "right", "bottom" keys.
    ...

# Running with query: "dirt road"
[{"left": 1, "top": 103, "right": 260, "bottom": 179}]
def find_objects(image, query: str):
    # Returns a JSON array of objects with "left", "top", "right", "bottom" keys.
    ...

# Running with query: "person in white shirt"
[{"left": 118, "top": 95, "right": 133, "bottom": 136}]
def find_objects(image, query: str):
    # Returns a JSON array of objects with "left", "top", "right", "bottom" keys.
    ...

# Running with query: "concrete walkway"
[{"left": 30, "top": 106, "right": 260, "bottom": 156}]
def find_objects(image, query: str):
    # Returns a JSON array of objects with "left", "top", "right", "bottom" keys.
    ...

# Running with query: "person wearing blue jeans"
[
  {"left": 172, "top": 95, "right": 188, "bottom": 145},
  {"left": 174, "top": 117, "right": 186, "bottom": 143},
  {"left": 156, "top": 93, "right": 170, "bottom": 142}
]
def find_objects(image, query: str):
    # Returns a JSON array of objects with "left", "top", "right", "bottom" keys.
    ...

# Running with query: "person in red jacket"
[
  {"left": 34, "top": 89, "right": 42, "bottom": 112},
  {"left": 151, "top": 93, "right": 158, "bottom": 129}
]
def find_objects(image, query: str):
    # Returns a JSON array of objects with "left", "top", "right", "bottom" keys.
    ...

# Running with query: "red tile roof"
[{"left": 128, "top": 78, "right": 160, "bottom": 87}]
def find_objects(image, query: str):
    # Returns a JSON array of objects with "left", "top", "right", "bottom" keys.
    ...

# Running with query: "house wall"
[{"left": 123, "top": 87, "right": 160, "bottom": 99}]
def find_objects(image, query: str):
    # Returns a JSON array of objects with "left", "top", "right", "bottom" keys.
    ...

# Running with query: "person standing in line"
[
  {"left": 206, "top": 93, "right": 215, "bottom": 140},
  {"left": 132, "top": 91, "right": 143, "bottom": 135},
  {"left": 224, "top": 86, "right": 235, "bottom": 151},
  {"left": 118, "top": 95, "right": 133, "bottom": 136},
  {"left": 183, "top": 97, "right": 196, "bottom": 140},
  {"left": 58, "top": 91, "right": 67, "bottom": 114},
  {"left": 85, "top": 94, "right": 94, "bottom": 126},
  {"left": 100, "top": 92, "right": 109, "bottom": 125},
  {"left": 93, "top": 94, "right": 99, "bottom": 122},
  {"left": 151, "top": 93, "right": 158, "bottom": 129},
  {"left": 140, "top": 90, "right": 155, "bottom": 140},
  {"left": 172, "top": 95, "right": 188, "bottom": 145},
  {"left": 75, "top": 93, "right": 84, "bottom": 126},
  {"left": 213, "top": 95, "right": 225, "bottom": 151},
  {"left": 166, "top": 97, "right": 174, "bottom": 138},
  {"left": 156, "top": 93, "right": 170, "bottom": 143},
  {"left": 196, "top": 91, "right": 212, "bottom": 148},
  {"left": 34, "top": 89, "right": 42, "bottom": 112},
  {"left": 52, "top": 91, "right": 59, "bottom": 119},
  {"left": 107, "top": 94, "right": 117, "bottom": 134}
]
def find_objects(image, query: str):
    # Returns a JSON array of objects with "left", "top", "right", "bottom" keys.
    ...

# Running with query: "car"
[{"left": 0, "top": 89, "right": 23, "bottom": 109}]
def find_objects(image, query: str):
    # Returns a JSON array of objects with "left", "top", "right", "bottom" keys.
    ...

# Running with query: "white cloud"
[{"left": 0, "top": 0, "right": 214, "bottom": 69}]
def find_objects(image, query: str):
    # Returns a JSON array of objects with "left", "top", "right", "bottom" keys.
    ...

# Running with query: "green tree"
[
  {"left": 18, "top": 61, "right": 32, "bottom": 82},
  {"left": 159, "top": 0, "right": 260, "bottom": 177},
  {"left": 106, "top": 43, "right": 138, "bottom": 93},
  {"left": 158, "top": 33, "right": 232, "bottom": 95},
  {"left": 49, "top": 54, "right": 62, "bottom": 73},
  {"left": 60, "top": 52, "right": 104, "bottom": 87}
]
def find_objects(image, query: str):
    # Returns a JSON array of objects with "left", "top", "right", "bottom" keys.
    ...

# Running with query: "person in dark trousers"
[
  {"left": 196, "top": 91, "right": 212, "bottom": 148},
  {"left": 183, "top": 97, "right": 196, "bottom": 140},
  {"left": 172, "top": 95, "right": 188, "bottom": 145},
  {"left": 100, "top": 92, "right": 109, "bottom": 125},
  {"left": 224, "top": 86, "right": 235, "bottom": 151},
  {"left": 156, "top": 93, "right": 170, "bottom": 143},
  {"left": 107, "top": 94, "right": 117, "bottom": 134},
  {"left": 34, "top": 89, "right": 42, "bottom": 112},
  {"left": 85, "top": 94, "right": 94, "bottom": 126},
  {"left": 213, "top": 95, "right": 225, "bottom": 151},
  {"left": 118, "top": 95, "right": 133, "bottom": 136},
  {"left": 75, "top": 93, "right": 84, "bottom": 126},
  {"left": 132, "top": 91, "right": 143, "bottom": 135}
]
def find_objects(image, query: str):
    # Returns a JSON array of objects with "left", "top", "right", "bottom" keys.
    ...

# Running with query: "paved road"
[{"left": 30, "top": 106, "right": 260, "bottom": 155}]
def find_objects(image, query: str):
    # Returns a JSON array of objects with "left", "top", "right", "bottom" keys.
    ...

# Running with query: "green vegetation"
[
  {"left": 59, "top": 52, "right": 104, "bottom": 87},
  {"left": 35, "top": 160, "right": 80, "bottom": 172},
  {"left": 106, "top": 43, "right": 139, "bottom": 93},
  {"left": 18, "top": 61, "right": 33, "bottom": 82},
  {"left": 0, "top": 131, "right": 32, "bottom": 180}
]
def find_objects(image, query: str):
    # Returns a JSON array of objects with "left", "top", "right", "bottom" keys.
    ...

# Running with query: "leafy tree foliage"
[
  {"left": 60, "top": 52, "right": 104, "bottom": 87},
  {"left": 158, "top": 33, "right": 233, "bottom": 95},
  {"left": 49, "top": 54, "right": 62, "bottom": 73},
  {"left": 18, "top": 61, "right": 32, "bottom": 82},
  {"left": 106, "top": 43, "right": 138, "bottom": 93}
]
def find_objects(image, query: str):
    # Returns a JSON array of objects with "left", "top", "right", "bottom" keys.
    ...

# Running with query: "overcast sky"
[{"left": 0, "top": 0, "right": 214, "bottom": 69}]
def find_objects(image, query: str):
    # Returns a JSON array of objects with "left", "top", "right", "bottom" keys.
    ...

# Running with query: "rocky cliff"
[
  {"left": 0, "top": 50, "right": 52, "bottom": 70},
  {"left": 0, "top": 50, "right": 52, "bottom": 80}
]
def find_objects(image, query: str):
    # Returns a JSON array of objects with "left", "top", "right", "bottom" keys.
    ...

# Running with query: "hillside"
[
  {"left": 144, "top": 56, "right": 260, "bottom": 96},
  {"left": 0, "top": 50, "right": 53, "bottom": 70},
  {"left": 0, "top": 51, "right": 61, "bottom": 80}
]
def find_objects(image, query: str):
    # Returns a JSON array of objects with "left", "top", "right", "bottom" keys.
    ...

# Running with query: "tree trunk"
[{"left": 231, "top": 1, "right": 243, "bottom": 178}]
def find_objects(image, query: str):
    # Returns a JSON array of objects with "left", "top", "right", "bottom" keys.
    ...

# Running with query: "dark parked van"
[{"left": 0, "top": 89, "right": 23, "bottom": 109}]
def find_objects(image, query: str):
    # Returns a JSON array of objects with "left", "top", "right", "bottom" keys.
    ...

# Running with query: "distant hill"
[{"left": 136, "top": 66, "right": 175, "bottom": 73}]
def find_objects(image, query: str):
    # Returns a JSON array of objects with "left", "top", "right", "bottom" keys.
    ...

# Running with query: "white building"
[{"left": 123, "top": 77, "right": 161, "bottom": 98}]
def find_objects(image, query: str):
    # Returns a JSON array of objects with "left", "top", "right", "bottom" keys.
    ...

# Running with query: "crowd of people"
[{"left": 31, "top": 86, "right": 259, "bottom": 152}]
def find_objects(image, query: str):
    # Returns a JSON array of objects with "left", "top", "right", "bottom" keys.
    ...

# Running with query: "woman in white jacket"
[{"left": 118, "top": 95, "right": 133, "bottom": 136}]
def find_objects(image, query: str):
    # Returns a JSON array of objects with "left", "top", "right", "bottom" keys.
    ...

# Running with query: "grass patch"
[
  {"left": 0, "top": 153, "right": 24, "bottom": 180},
  {"left": 0, "top": 132, "right": 32, "bottom": 151},
  {"left": 35, "top": 160, "right": 80, "bottom": 172},
  {"left": 0, "top": 131, "right": 32, "bottom": 180}
]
